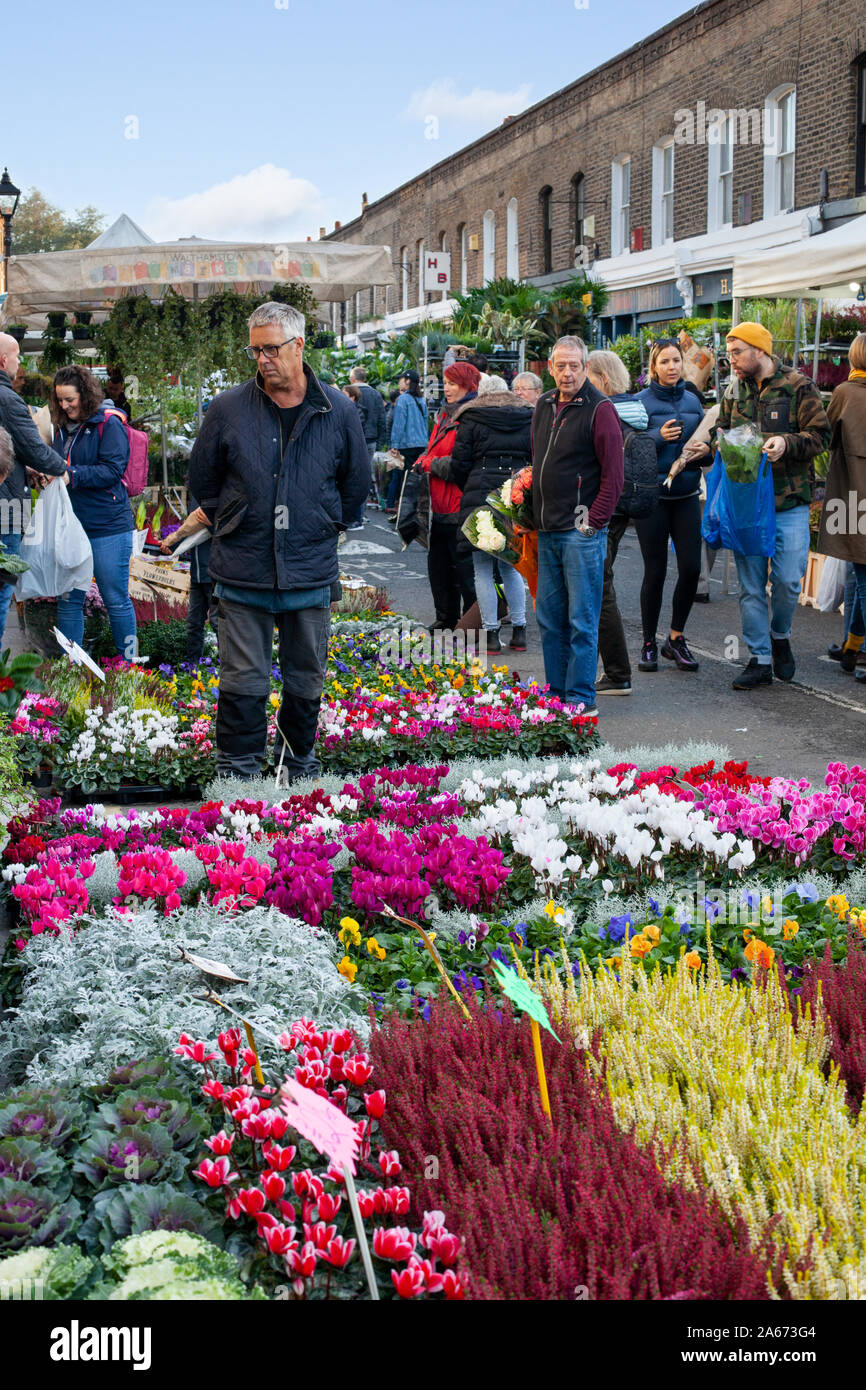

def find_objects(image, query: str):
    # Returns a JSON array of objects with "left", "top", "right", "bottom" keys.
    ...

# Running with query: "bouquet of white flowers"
[{"left": 461, "top": 506, "right": 521, "bottom": 565}]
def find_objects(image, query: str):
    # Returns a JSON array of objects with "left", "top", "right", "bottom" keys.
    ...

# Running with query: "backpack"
[
  {"left": 97, "top": 409, "right": 149, "bottom": 496},
  {"left": 617, "top": 424, "right": 658, "bottom": 519}
]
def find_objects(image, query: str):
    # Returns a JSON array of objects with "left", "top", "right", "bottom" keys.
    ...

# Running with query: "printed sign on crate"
[{"left": 129, "top": 554, "right": 190, "bottom": 605}]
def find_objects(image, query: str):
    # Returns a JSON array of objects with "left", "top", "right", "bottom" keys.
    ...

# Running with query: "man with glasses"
[
  {"left": 189, "top": 301, "right": 370, "bottom": 783},
  {"left": 530, "top": 335, "right": 624, "bottom": 720},
  {"left": 718, "top": 322, "right": 830, "bottom": 690}
]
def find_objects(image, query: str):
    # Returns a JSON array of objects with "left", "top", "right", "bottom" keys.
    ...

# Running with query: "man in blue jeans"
[
  {"left": 717, "top": 323, "right": 830, "bottom": 688},
  {"left": 0, "top": 332, "right": 68, "bottom": 644},
  {"left": 531, "top": 337, "right": 624, "bottom": 717}
]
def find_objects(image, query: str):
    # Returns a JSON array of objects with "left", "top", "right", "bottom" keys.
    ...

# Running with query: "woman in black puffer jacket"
[{"left": 449, "top": 378, "right": 533, "bottom": 652}]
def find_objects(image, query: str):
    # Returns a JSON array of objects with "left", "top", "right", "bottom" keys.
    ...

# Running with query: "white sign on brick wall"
[{"left": 423, "top": 251, "right": 451, "bottom": 292}]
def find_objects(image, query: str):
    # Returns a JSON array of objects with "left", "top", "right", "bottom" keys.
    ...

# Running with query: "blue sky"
[{"left": 4, "top": 0, "right": 690, "bottom": 243}]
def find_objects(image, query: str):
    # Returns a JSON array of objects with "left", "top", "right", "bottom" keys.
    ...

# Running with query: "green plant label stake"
[{"left": 491, "top": 961, "right": 559, "bottom": 1120}]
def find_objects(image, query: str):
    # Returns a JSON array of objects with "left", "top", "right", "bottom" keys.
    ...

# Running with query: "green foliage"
[
  {"left": 0, "top": 649, "right": 43, "bottom": 716},
  {"left": 95, "top": 282, "right": 320, "bottom": 414},
  {"left": 0, "top": 714, "right": 29, "bottom": 812},
  {"left": 94, "top": 1230, "right": 262, "bottom": 1301},
  {"left": 11, "top": 189, "right": 106, "bottom": 256},
  {"left": 609, "top": 334, "right": 645, "bottom": 389}
]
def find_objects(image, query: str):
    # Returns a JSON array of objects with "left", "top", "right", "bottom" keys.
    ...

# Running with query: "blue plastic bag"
[
  {"left": 703, "top": 451, "right": 776, "bottom": 557},
  {"left": 701, "top": 454, "right": 723, "bottom": 549}
]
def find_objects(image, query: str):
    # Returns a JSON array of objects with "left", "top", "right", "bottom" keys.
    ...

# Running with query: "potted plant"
[
  {"left": 7, "top": 323, "right": 28, "bottom": 344},
  {"left": 72, "top": 311, "right": 93, "bottom": 342}
]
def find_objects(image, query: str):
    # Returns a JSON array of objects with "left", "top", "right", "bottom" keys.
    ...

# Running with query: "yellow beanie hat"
[{"left": 727, "top": 321, "right": 773, "bottom": 356}]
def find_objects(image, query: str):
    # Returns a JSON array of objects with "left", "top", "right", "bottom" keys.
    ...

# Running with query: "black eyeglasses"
[{"left": 244, "top": 338, "right": 296, "bottom": 360}]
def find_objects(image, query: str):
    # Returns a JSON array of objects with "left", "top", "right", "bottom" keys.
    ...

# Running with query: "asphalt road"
[{"left": 341, "top": 505, "right": 865, "bottom": 787}]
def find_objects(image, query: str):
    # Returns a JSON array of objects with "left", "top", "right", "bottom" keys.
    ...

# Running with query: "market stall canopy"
[
  {"left": 732, "top": 214, "right": 866, "bottom": 300},
  {"left": 4, "top": 238, "right": 395, "bottom": 318}
]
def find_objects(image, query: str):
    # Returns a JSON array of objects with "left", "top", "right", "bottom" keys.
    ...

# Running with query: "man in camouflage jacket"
[{"left": 716, "top": 322, "right": 830, "bottom": 690}]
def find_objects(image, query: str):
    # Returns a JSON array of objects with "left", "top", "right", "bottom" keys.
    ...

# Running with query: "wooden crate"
[{"left": 799, "top": 551, "right": 825, "bottom": 608}]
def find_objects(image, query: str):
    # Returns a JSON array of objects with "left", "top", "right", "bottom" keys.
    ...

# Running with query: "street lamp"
[{"left": 0, "top": 168, "right": 21, "bottom": 295}]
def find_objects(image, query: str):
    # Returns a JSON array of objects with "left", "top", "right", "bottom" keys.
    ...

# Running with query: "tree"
[{"left": 11, "top": 188, "right": 106, "bottom": 255}]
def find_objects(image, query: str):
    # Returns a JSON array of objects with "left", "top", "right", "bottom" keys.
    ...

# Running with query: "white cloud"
[
  {"left": 145, "top": 164, "right": 324, "bottom": 242},
  {"left": 402, "top": 77, "right": 532, "bottom": 129}
]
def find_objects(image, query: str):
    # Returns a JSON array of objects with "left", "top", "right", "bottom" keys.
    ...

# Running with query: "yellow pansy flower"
[
  {"left": 337, "top": 956, "right": 358, "bottom": 984},
  {"left": 642, "top": 924, "right": 661, "bottom": 943},
  {"left": 269, "top": 693, "right": 279, "bottom": 708},
  {"left": 782, "top": 918, "right": 799, "bottom": 940}
]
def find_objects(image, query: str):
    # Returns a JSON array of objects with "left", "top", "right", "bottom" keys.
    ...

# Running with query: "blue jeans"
[
  {"left": 473, "top": 551, "right": 526, "bottom": 630},
  {"left": 57, "top": 530, "right": 137, "bottom": 660},
  {"left": 851, "top": 563, "right": 866, "bottom": 641},
  {"left": 0, "top": 532, "right": 22, "bottom": 648},
  {"left": 844, "top": 562, "right": 864, "bottom": 640},
  {"left": 734, "top": 506, "right": 810, "bottom": 662},
  {"left": 536, "top": 527, "right": 607, "bottom": 710}
]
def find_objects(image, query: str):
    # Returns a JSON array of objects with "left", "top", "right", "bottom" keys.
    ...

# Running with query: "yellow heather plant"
[{"left": 540, "top": 939, "right": 866, "bottom": 1300}]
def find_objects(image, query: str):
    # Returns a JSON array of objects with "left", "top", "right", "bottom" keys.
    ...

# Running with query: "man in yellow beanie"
[{"left": 715, "top": 321, "right": 830, "bottom": 689}]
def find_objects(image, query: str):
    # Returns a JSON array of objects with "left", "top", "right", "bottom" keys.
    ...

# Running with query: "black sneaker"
[
  {"left": 509, "top": 626, "right": 527, "bottom": 651},
  {"left": 638, "top": 639, "right": 658, "bottom": 672},
  {"left": 732, "top": 658, "right": 773, "bottom": 690},
  {"left": 828, "top": 643, "right": 843, "bottom": 661},
  {"left": 661, "top": 634, "right": 699, "bottom": 672},
  {"left": 771, "top": 637, "right": 795, "bottom": 682},
  {"left": 694, "top": 591, "right": 710, "bottom": 603},
  {"left": 484, "top": 628, "right": 502, "bottom": 654},
  {"left": 840, "top": 644, "right": 864, "bottom": 673},
  {"left": 596, "top": 676, "right": 632, "bottom": 696}
]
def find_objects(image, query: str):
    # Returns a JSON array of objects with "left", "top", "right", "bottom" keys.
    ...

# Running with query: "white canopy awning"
[
  {"left": 732, "top": 214, "right": 866, "bottom": 299},
  {"left": 4, "top": 239, "right": 395, "bottom": 318}
]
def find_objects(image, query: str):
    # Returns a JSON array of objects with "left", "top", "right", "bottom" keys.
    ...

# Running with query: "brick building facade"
[{"left": 326, "top": 0, "right": 866, "bottom": 339}]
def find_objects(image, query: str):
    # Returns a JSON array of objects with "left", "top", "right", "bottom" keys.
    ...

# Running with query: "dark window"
[
  {"left": 572, "top": 173, "right": 585, "bottom": 251},
  {"left": 857, "top": 57, "right": 866, "bottom": 197},
  {"left": 540, "top": 187, "right": 553, "bottom": 274}
]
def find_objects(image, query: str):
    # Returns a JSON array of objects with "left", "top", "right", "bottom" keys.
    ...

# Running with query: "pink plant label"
[{"left": 280, "top": 1077, "right": 359, "bottom": 1175}]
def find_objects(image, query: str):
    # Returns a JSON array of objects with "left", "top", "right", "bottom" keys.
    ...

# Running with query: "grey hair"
[
  {"left": 349, "top": 365, "right": 367, "bottom": 382},
  {"left": 551, "top": 335, "right": 587, "bottom": 364},
  {"left": 248, "top": 301, "right": 305, "bottom": 342},
  {"left": 586, "top": 350, "right": 630, "bottom": 396},
  {"left": 477, "top": 374, "right": 509, "bottom": 396},
  {"left": 513, "top": 371, "right": 543, "bottom": 392},
  {"left": 0, "top": 426, "right": 11, "bottom": 482}
]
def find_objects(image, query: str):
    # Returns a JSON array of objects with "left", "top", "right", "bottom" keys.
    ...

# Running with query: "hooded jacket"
[
  {"left": 449, "top": 394, "right": 533, "bottom": 526},
  {"left": 52, "top": 404, "right": 133, "bottom": 537},
  {"left": 188, "top": 364, "right": 370, "bottom": 590},
  {"left": 635, "top": 379, "right": 706, "bottom": 498},
  {"left": 416, "top": 395, "right": 476, "bottom": 518},
  {"left": 0, "top": 369, "right": 66, "bottom": 527},
  {"left": 817, "top": 377, "right": 866, "bottom": 565}
]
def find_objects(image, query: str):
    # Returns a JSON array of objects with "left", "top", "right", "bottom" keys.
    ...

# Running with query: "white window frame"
[
  {"left": 400, "top": 247, "right": 408, "bottom": 311},
  {"left": 707, "top": 113, "right": 734, "bottom": 232},
  {"left": 460, "top": 225, "right": 468, "bottom": 292},
  {"left": 763, "top": 85, "right": 796, "bottom": 215},
  {"left": 610, "top": 157, "right": 630, "bottom": 256},
  {"left": 652, "top": 140, "right": 675, "bottom": 245},
  {"left": 506, "top": 198, "right": 519, "bottom": 280},
  {"left": 417, "top": 241, "right": 426, "bottom": 308},
  {"left": 482, "top": 210, "right": 496, "bottom": 285}
]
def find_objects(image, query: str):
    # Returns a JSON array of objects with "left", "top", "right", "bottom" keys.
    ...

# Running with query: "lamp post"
[{"left": 0, "top": 168, "right": 21, "bottom": 296}]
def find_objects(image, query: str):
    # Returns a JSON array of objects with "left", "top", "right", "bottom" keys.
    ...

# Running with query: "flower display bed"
[{"left": 1, "top": 611, "right": 865, "bottom": 1306}]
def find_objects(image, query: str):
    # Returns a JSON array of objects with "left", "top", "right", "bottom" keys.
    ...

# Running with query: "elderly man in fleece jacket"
[{"left": 530, "top": 335, "right": 624, "bottom": 720}]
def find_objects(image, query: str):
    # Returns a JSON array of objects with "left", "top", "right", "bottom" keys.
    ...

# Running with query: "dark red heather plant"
[
  {"left": 371, "top": 994, "right": 778, "bottom": 1300},
  {"left": 792, "top": 933, "right": 866, "bottom": 1114}
]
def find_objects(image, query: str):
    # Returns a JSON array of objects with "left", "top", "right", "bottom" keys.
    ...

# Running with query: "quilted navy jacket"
[{"left": 188, "top": 365, "right": 370, "bottom": 590}]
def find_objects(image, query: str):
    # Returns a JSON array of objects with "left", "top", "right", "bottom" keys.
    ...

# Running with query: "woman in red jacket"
[{"left": 417, "top": 361, "right": 480, "bottom": 629}]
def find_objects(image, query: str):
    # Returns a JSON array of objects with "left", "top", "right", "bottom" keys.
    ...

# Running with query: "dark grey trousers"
[{"left": 215, "top": 598, "right": 330, "bottom": 782}]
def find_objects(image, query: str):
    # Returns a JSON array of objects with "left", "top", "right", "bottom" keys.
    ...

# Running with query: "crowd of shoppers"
[{"left": 0, "top": 301, "right": 860, "bottom": 782}]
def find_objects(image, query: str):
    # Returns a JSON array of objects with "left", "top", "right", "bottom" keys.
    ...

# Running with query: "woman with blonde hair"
[
  {"left": 634, "top": 337, "right": 709, "bottom": 672},
  {"left": 586, "top": 350, "right": 655, "bottom": 694},
  {"left": 818, "top": 332, "right": 866, "bottom": 683}
]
